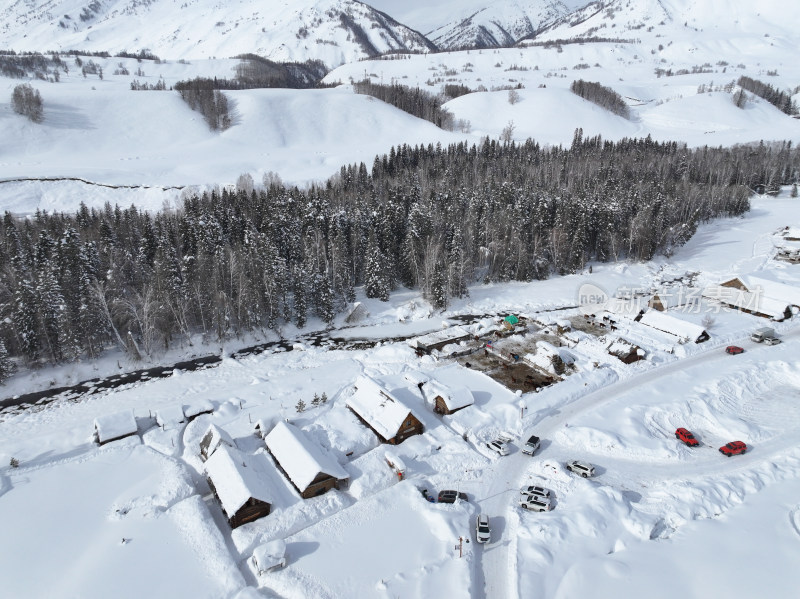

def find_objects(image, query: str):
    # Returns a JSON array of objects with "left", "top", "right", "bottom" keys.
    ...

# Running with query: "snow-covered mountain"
[
  {"left": 532, "top": 0, "right": 800, "bottom": 47},
  {"left": 0, "top": 0, "right": 436, "bottom": 67},
  {"left": 427, "top": 0, "right": 587, "bottom": 50}
]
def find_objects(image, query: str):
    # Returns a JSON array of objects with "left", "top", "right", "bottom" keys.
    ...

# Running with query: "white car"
[
  {"left": 566, "top": 460, "right": 596, "bottom": 478},
  {"left": 764, "top": 336, "right": 782, "bottom": 346},
  {"left": 519, "top": 496, "right": 551, "bottom": 512},
  {"left": 476, "top": 514, "right": 491, "bottom": 543},
  {"left": 486, "top": 439, "right": 510, "bottom": 456},
  {"left": 520, "top": 485, "right": 551, "bottom": 498}
]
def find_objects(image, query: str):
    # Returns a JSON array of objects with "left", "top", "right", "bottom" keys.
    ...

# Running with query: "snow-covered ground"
[{"left": 2, "top": 191, "right": 800, "bottom": 598}]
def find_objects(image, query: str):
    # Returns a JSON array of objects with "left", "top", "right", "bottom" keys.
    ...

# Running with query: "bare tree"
[
  {"left": 507, "top": 89, "right": 520, "bottom": 105},
  {"left": 501, "top": 120, "right": 516, "bottom": 143}
]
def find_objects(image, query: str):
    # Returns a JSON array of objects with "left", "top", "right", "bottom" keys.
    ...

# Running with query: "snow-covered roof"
[
  {"left": 649, "top": 286, "right": 701, "bottom": 309},
  {"left": 204, "top": 446, "right": 274, "bottom": 518},
  {"left": 408, "top": 325, "right": 471, "bottom": 348},
  {"left": 184, "top": 399, "right": 214, "bottom": 419},
  {"left": 403, "top": 371, "right": 429, "bottom": 387},
  {"left": 426, "top": 380, "right": 474, "bottom": 411},
  {"left": 252, "top": 539, "right": 286, "bottom": 571},
  {"left": 638, "top": 309, "right": 707, "bottom": 342},
  {"left": 702, "top": 285, "right": 789, "bottom": 319},
  {"left": 384, "top": 450, "right": 406, "bottom": 473},
  {"left": 155, "top": 405, "right": 186, "bottom": 426},
  {"left": 200, "top": 424, "right": 236, "bottom": 460},
  {"left": 604, "top": 297, "right": 646, "bottom": 319},
  {"left": 346, "top": 376, "right": 418, "bottom": 440},
  {"left": 738, "top": 274, "right": 800, "bottom": 307},
  {"left": 264, "top": 421, "right": 349, "bottom": 493},
  {"left": 94, "top": 410, "right": 138, "bottom": 443}
]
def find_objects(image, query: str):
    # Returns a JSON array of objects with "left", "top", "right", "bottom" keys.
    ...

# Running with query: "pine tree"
[
  {"left": 311, "top": 393, "right": 321, "bottom": 407},
  {"left": 295, "top": 399, "right": 306, "bottom": 413},
  {"left": 320, "top": 391, "right": 328, "bottom": 404},
  {"left": 0, "top": 340, "right": 15, "bottom": 383}
]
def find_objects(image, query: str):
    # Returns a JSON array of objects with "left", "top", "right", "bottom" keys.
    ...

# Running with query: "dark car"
[
  {"left": 438, "top": 489, "right": 468, "bottom": 503},
  {"left": 675, "top": 427, "right": 699, "bottom": 447},
  {"left": 522, "top": 435, "right": 541, "bottom": 456},
  {"left": 725, "top": 346, "right": 744, "bottom": 355},
  {"left": 719, "top": 441, "right": 747, "bottom": 456}
]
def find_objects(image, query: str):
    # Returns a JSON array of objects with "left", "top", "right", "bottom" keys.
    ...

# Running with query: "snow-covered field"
[
  {"left": 2, "top": 191, "right": 800, "bottom": 598},
  {"left": 2, "top": 4, "right": 800, "bottom": 214}
]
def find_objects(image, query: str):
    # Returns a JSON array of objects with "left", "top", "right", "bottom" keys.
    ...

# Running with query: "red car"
[
  {"left": 719, "top": 441, "right": 747, "bottom": 456},
  {"left": 675, "top": 428, "right": 699, "bottom": 447},
  {"left": 725, "top": 346, "right": 744, "bottom": 355}
]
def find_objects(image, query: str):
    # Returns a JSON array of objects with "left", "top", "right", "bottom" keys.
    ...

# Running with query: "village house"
[
  {"left": 424, "top": 380, "right": 474, "bottom": 415},
  {"left": 648, "top": 286, "right": 700, "bottom": 312},
  {"left": 346, "top": 376, "right": 424, "bottom": 444},
  {"left": 199, "top": 424, "right": 236, "bottom": 462},
  {"left": 703, "top": 274, "right": 798, "bottom": 320},
  {"left": 264, "top": 421, "right": 349, "bottom": 499},
  {"left": 204, "top": 446, "right": 274, "bottom": 528},
  {"left": 638, "top": 309, "right": 710, "bottom": 344},
  {"left": 93, "top": 410, "right": 138, "bottom": 445}
]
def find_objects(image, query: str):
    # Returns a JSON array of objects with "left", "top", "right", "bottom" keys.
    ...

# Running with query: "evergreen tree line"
[
  {"left": 352, "top": 80, "right": 456, "bottom": 129},
  {"left": 174, "top": 79, "right": 232, "bottom": 130},
  {"left": 0, "top": 136, "right": 797, "bottom": 374},
  {"left": 570, "top": 79, "right": 630, "bottom": 119},
  {"left": 11, "top": 83, "right": 43, "bottom": 122},
  {"left": 737, "top": 76, "right": 799, "bottom": 115},
  {"left": 0, "top": 53, "right": 66, "bottom": 80}
]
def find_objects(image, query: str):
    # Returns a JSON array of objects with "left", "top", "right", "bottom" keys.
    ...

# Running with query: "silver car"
[
  {"left": 519, "top": 496, "right": 551, "bottom": 512},
  {"left": 486, "top": 439, "right": 510, "bottom": 456},
  {"left": 566, "top": 460, "right": 595, "bottom": 478},
  {"left": 520, "top": 485, "right": 551, "bottom": 498}
]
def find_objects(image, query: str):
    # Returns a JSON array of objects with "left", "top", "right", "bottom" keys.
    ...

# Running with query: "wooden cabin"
[
  {"left": 199, "top": 424, "right": 235, "bottom": 462},
  {"left": 204, "top": 446, "right": 274, "bottom": 528},
  {"left": 264, "top": 421, "right": 349, "bottom": 499},
  {"left": 346, "top": 376, "right": 424, "bottom": 445},
  {"left": 93, "top": 410, "right": 138, "bottom": 446},
  {"left": 425, "top": 380, "right": 474, "bottom": 415}
]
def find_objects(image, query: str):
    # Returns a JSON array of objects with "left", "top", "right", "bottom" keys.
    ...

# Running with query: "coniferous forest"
[{"left": 1, "top": 135, "right": 798, "bottom": 371}]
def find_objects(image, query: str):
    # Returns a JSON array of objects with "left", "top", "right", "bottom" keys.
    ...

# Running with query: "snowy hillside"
[
  {"left": 427, "top": 0, "right": 586, "bottom": 50},
  {"left": 0, "top": 0, "right": 435, "bottom": 66}
]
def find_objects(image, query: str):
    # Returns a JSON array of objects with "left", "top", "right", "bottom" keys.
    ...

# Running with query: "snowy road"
[{"left": 476, "top": 328, "right": 800, "bottom": 598}]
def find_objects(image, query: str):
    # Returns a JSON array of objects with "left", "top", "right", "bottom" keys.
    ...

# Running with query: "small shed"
[
  {"left": 155, "top": 405, "right": 186, "bottom": 428},
  {"left": 205, "top": 446, "right": 274, "bottom": 528},
  {"left": 346, "top": 376, "right": 424, "bottom": 445},
  {"left": 648, "top": 287, "right": 699, "bottom": 312},
  {"left": 93, "top": 410, "right": 138, "bottom": 445},
  {"left": 252, "top": 540, "right": 287, "bottom": 574},
  {"left": 184, "top": 400, "right": 214, "bottom": 421},
  {"left": 264, "top": 421, "right": 349, "bottom": 499},
  {"left": 425, "top": 380, "right": 474, "bottom": 415},
  {"left": 199, "top": 424, "right": 236, "bottom": 462},
  {"left": 607, "top": 338, "right": 646, "bottom": 364},
  {"left": 408, "top": 326, "right": 472, "bottom": 354},
  {"left": 638, "top": 309, "right": 710, "bottom": 343}
]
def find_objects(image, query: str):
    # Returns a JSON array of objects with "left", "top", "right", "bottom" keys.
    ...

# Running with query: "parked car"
[
  {"left": 675, "top": 427, "right": 699, "bottom": 447},
  {"left": 520, "top": 485, "right": 551, "bottom": 498},
  {"left": 719, "top": 441, "right": 747, "bottom": 456},
  {"left": 521, "top": 435, "right": 541, "bottom": 455},
  {"left": 437, "top": 489, "right": 468, "bottom": 503},
  {"left": 725, "top": 345, "right": 744, "bottom": 355},
  {"left": 486, "top": 439, "right": 510, "bottom": 456},
  {"left": 519, "top": 496, "right": 551, "bottom": 512},
  {"left": 566, "top": 460, "right": 596, "bottom": 478},
  {"left": 764, "top": 336, "right": 782, "bottom": 346},
  {"left": 476, "top": 514, "right": 491, "bottom": 543}
]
